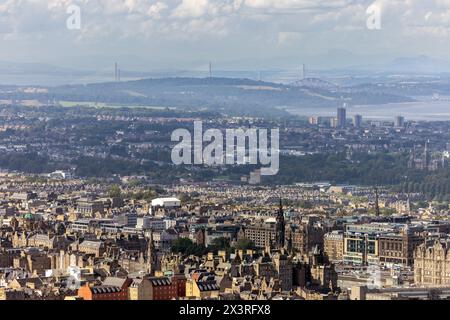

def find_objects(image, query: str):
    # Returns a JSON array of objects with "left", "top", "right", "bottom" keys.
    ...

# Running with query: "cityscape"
[
  {"left": 0, "top": 104, "right": 449, "bottom": 301},
  {"left": 3, "top": 0, "right": 450, "bottom": 308}
]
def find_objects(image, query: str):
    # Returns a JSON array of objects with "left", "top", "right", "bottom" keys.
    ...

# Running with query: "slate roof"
[
  {"left": 148, "top": 277, "right": 172, "bottom": 286},
  {"left": 197, "top": 281, "right": 220, "bottom": 292},
  {"left": 102, "top": 277, "right": 128, "bottom": 288},
  {"left": 91, "top": 285, "right": 122, "bottom": 294}
]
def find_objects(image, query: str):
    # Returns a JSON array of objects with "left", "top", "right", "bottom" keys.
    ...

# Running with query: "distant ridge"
[{"left": 290, "top": 78, "right": 339, "bottom": 90}]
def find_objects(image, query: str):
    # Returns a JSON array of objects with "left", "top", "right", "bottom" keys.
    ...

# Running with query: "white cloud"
[
  {"left": 277, "top": 31, "right": 303, "bottom": 45},
  {"left": 148, "top": 2, "right": 169, "bottom": 18},
  {"left": 1, "top": 0, "right": 450, "bottom": 67},
  {"left": 171, "top": 0, "right": 211, "bottom": 18}
]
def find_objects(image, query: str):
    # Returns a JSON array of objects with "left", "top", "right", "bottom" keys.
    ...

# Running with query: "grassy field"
[
  {"left": 58, "top": 101, "right": 174, "bottom": 110},
  {"left": 59, "top": 101, "right": 108, "bottom": 108}
]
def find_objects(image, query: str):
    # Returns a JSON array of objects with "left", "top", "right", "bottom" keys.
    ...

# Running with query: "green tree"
[
  {"left": 210, "top": 237, "right": 231, "bottom": 250},
  {"left": 171, "top": 238, "right": 208, "bottom": 256},
  {"left": 235, "top": 238, "right": 256, "bottom": 251},
  {"left": 108, "top": 184, "right": 122, "bottom": 198}
]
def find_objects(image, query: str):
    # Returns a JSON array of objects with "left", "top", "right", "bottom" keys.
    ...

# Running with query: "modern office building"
[
  {"left": 337, "top": 107, "right": 347, "bottom": 128},
  {"left": 353, "top": 114, "right": 363, "bottom": 128},
  {"left": 395, "top": 116, "right": 405, "bottom": 128}
]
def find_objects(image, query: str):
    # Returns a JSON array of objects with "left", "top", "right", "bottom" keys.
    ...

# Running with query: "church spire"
[
  {"left": 286, "top": 231, "right": 293, "bottom": 254},
  {"left": 276, "top": 198, "right": 285, "bottom": 249},
  {"left": 147, "top": 231, "right": 156, "bottom": 275}
]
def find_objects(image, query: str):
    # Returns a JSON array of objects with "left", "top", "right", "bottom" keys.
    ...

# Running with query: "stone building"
[
  {"left": 12, "top": 232, "right": 70, "bottom": 250},
  {"left": 76, "top": 198, "right": 104, "bottom": 216},
  {"left": 12, "top": 249, "right": 51, "bottom": 276},
  {"left": 273, "top": 251, "right": 293, "bottom": 292},
  {"left": 286, "top": 217, "right": 325, "bottom": 255},
  {"left": 70, "top": 240, "right": 105, "bottom": 257},
  {"left": 414, "top": 240, "right": 450, "bottom": 286},
  {"left": 239, "top": 200, "right": 287, "bottom": 249},
  {"left": 240, "top": 221, "right": 278, "bottom": 248},
  {"left": 324, "top": 230, "right": 344, "bottom": 262},
  {"left": 378, "top": 227, "right": 424, "bottom": 267}
]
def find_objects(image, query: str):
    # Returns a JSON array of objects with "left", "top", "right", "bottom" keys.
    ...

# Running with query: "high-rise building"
[
  {"left": 308, "top": 116, "right": 318, "bottom": 125},
  {"left": 337, "top": 107, "right": 346, "bottom": 128},
  {"left": 395, "top": 116, "right": 405, "bottom": 128},
  {"left": 330, "top": 118, "right": 338, "bottom": 128},
  {"left": 353, "top": 114, "right": 362, "bottom": 128}
]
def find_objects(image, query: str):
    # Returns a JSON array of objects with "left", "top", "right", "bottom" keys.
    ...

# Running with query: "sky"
[{"left": 2, "top": 0, "right": 450, "bottom": 71}]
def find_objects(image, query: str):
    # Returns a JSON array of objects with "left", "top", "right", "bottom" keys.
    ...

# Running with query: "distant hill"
[
  {"left": 290, "top": 78, "right": 339, "bottom": 90},
  {"left": 381, "top": 55, "right": 450, "bottom": 74},
  {"left": 347, "top": 55, "right": 450, "bottom": 74},
  {"left": 0, "top": 76, "right": 416, "bottom": 117}
]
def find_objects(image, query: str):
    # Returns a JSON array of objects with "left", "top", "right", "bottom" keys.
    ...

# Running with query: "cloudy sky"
[{"left": 1, "top": 0, "right": 450, "bottom": 70}]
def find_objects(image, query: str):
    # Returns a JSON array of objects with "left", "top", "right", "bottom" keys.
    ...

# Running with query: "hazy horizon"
[{"left": 2, "top": 1, "right": 450, "bottom": 73}]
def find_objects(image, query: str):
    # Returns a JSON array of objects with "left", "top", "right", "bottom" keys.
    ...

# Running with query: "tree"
[
  {"left": 211, "top": 237, "right": 230, "bottom": 250},
  {"left": 108, "top": 184, "right": 122, "bottom": 198},
  {"left": 171, "top": 238, "right": 194, "bottom": 254},
  {"left": 179, "top": 193, "right": 191, "bottom": 203},
  {"left": 235, "top": 238, "right": 256, "bottom": 251},
  {"left": 171, "top": 238, "right": 207, "bottom": 256}
]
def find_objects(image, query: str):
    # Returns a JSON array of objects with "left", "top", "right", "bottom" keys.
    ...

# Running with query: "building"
[
  {"left": 150, "top": 197, "right": 181, "bottom": 216},
  {"left": 186, "top": 271, "right": 220, "bottom": 299},
  {"left": 77, "top": 198, "right": 104, "bottom": 216},
  {"left": 353, "top": 115, "right": 362, "bottom": 128},
  {"left": 240, "top": 200, "right": 285, "bottom": 249},
  {"left": 114, "top": 212, "right": 138, "bottom": 228},
  {"left": 343, "top": 226, "right": 380, "bottom": 265},
  {"left": 128, "top": 278, "right": 151, "bottom": 300},
  {"left": 151, "top": 197, "right": 181, "bottom": 209},
  {"left": 78, "top": 284, "right": 127, "bottom": 300},
  {"left": 147, "top": 276, "right": 183, "bottom": 300},
  {"left": 286, "top": 221, "right": 324, "bottom": 255},
  {"left": 48, "top": 170, "right": 72, "bottom": 180},
  {"left": 324, "top": 230, "right": 344, "bottom": 262},
  {"left": 273, "top": 252, "right": 293, "bottom": 292},
  {"left": 337, "top": 107, "right": 346, "bottom": 128},
  {"left": 309, "top": 253, "right": 338, "bottom": 290},
  {"left": 249, "top": 169, "right": 261, "bottom": 185},
  {"left": 343, "top": 223, "right": 424, "bottom": 267},
  {"left": 71, "top": 240, "right": 105, "bottom": 257},
  {"left": 308, "top": 117, "right": 319, "bottom": 125},
  {"left": 330, "top": 118, "right": 338, "bottom": 128},
  {"left": 378, "top": 227, "right": 424, "bottom": 267},
  {"left": 78, "top": 277, "right": 132, "bottom": 300},
  {"left": 414, "top": 240, "right": 450, "bottom": 286},
  {"left": 0, "top": 288, "right": 26, "bottom": 300},
  {"left": 241, "top": 220, "right": 277, "bottom": 248},
  {"left": 395, "top": 116, "right": 405, "bottom": 128}
]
